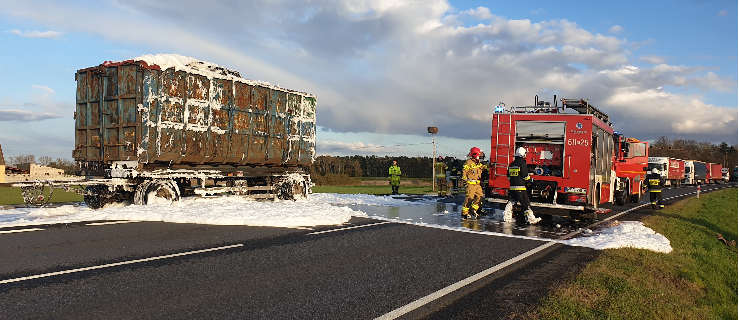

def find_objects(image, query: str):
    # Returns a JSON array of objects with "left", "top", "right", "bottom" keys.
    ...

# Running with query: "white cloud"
[
  {"left": 1, "top": 0, "right": 736, "bottom": 146},
  {"left": 718, "top": 10, "right": 728, "bottom": 16},
  {"left": 9, "top": 29, "right": 62, "bottom": 38},
  {"left": 608, "top": 25, "right": 623, "bottom": 34},
  {"left": 462, "top": 6, "right": 492, "bottom": 20},
  {"left": 0, "top": 109, "right": 61, "bottom": 121},
  {"left": 31, "top": 84, "right": 55, "bottom": 95},
  {"left": 639, "top": 55, "right": 665, "bottom": 64}
]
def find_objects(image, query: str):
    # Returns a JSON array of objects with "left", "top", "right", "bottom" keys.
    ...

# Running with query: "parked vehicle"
[
  {"left": 648, "top": 157, "right": 684, "bottom": 187},
  {"left": 16, "top": 55, "right": 316, "bottom": 208},
  {"left": 694, "top": 161, "right": 708, "bottom": 184},
  {"left": 487, "top": 96, "right": 614, "bottom": 218},
  {"left": 721, "top": 168, "right": 730, "bottom": 182},
  {"left": 708, "top": 163, "right": 723, "bottom": 184},
  {"left": 613, "top": 135, "right": 648, "bottom": 205}
]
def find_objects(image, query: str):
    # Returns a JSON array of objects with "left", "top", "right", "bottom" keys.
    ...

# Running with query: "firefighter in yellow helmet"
[
  {"left": 462, "top": 147, "right": 485, "bottom": 219},
  {"left": 502, "top": 147, "right": 541, "bottom": 224}
]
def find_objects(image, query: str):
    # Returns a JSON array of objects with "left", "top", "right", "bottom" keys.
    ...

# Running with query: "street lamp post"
[{"left": 428, "top": 127, "right": 438, "bottom": 192}]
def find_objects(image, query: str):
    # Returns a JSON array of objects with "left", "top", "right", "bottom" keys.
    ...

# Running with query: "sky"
[{"left": 0, "top": 0, "right": 736, "bottom": 160}]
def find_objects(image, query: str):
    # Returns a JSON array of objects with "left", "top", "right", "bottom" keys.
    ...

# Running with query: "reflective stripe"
[
  {"left": 467, "top": 180, "right": 479, "bottom": 185},
  {"left": 649, "top": 190, "right": 662, "bottom": 193},
  {"left": 471, "top": 204, "right": 479, "bottom": 210},
  {"left": 462, "top": 207, "right": 469, "bottom": 213},
  {"left": 523, "top": 175, "right": 531, "bottom": 180},
  {"left": 509, "top": 186, "right": 526, "bottom": 191}
]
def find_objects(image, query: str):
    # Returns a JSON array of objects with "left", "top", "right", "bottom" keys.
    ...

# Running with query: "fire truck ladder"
[{"left": 493, "top": 113, "right": 513, "bottom": 188}]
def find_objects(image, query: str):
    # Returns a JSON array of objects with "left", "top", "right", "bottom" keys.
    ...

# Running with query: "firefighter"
[
  {"left": 388, "top": 160, "right": 402, "bottom": 195},
  {"left": 502, "top": 147, "right": 541, "bottom": 224},
  {"left": 434, "top": 156, "right": 448, "bottom": 197},
  {"left": 462, "top": 147, "right": 485, "bottom": 219},
  {"left": 646, "top": 168, "right": 664, "bottom": 208},
  {"left": 449, "top": 162, "right": 461, "bottom": 195}
]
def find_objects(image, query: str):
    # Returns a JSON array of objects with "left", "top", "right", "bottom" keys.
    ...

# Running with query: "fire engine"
[
  {"left": 613, "top": 135, "right": 649, "bottom": 205},
  {"left": 486, "top": 96, "right": 615, "bottom": 218}
]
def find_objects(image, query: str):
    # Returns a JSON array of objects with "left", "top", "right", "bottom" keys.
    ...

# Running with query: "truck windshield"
[
  {"left": 648, "top": 163, "right": 665, "bottom": 171},
  {"left": 627, "top": 142, "right": 646, "bottom": 157}
]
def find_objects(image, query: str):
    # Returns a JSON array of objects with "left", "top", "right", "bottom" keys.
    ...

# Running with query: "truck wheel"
[
  {"left": 630, "top": 186, "right": 641, "bottom": 203},
  {"left": 134, "top": 180, "right": 180, "bottom": 205},
  {"left": 84, "top": 185, "right": 111, "bottom": 209}
]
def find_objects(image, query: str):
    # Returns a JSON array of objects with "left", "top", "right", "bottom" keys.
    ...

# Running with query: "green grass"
[
  {"left": 535, "top": 188, "right": 738, "bottom": 319},
  {"left": 312, "top": 185, "right": 434, "bottom": 195},
  {"left": 0, "top": 186, "right": 84, "bottom": 206}
]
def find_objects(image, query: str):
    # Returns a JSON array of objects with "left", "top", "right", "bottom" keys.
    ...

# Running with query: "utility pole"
[{"left": 428, "top": 127, "right": 438, "bottom": 192}]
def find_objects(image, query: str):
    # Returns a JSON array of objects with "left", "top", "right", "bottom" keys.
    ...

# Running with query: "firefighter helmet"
[
  {"left": 468, "top": 147, "right": 481, "bottom": 157},
  {"left": 515, "top": 147, "right": 527, "bottom": 157},
  {"left": 652, "top": 168, "right": 659, "bottom": 174}
]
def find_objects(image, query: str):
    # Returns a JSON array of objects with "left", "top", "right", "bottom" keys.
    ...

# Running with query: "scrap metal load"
[
  {"left": 24, "top": 54, "right": 316, "bottom": 208},
  {"left": 487, "top": 96, "right": 631, "bottom": 218}
]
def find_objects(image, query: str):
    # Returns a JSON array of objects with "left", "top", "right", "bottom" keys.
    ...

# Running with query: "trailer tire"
[
  {"left": 84, "top": 185, "right": 112, "bottom": 209},
  {"left": 616, "top": 184, "right": 628, "bottom": 206},
  {"left": 134, "top": 180, "right": 180, "bottom": 205}
]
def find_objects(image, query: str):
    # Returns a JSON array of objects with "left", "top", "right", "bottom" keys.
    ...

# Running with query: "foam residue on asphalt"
[
  {"left": 0, "top": 193, "right": 425, "bottom": 228},
  {"left": 562, "top": 221, "right": 673, "bottom": 253}
]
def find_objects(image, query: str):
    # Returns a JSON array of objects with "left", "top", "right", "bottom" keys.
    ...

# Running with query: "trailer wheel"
[
  {"left": 275, "top": 176, "right": 308, "bottom": 201},
  {"left": 134, "top": 180, "right": 180, "bottom": 205},
  {"left": 84, "top": 185, "right": 112, "bottom": 209},
  {"left": 615, "top": 181, "right": 628, "bottom": 206}
]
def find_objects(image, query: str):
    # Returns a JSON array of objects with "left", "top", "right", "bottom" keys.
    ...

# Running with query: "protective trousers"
[
  {"left": 436, "top": 177, "right": 448, "bottom": 196},
  {"left": 649, "top": 191, "right": 663, "bottom": 208},
  {"left": 462, "top": 184, "right": 483, "bottom": 217}
]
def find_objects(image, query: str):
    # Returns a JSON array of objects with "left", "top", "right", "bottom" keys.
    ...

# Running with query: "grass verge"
[
  {"left": 534, "top": 188, "right": 738, "bottom": 319},
  {"left": 0, "top": 186, "right": 84, "bottom": 206}
]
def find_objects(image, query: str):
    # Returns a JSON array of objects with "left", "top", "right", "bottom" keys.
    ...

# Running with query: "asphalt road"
[{"left": 0, "top": 184, "right": 731, "bottom": 319}]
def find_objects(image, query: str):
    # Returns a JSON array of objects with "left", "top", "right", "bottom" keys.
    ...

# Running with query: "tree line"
[
  {"left": 310, "top": 155, "right": 464, "bottom": 179},
  {"left": 649, "top": 137, "right": 737, "bottom": 169}
]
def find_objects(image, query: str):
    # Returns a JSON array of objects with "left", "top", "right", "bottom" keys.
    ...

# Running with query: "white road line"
[
  {"left": 85, "top": 221, "right": 141, "bottom": 226},
  {"left": 307, "top": 222, "right": 392, "bottom": 235},
  {"left": 0, "top": 228, "right": 44, "bottom": 234},
  {"left": 0, "top": 244, "right": 244, "bottom": 285},
  {"left": 375, "top": 241, "right": 557, "bottom": 320}
]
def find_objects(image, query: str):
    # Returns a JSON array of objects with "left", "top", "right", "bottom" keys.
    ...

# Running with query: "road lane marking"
[
  {"left": 376, "top": 241, "right": 557, "bottom": 320},
  {"left": 85, "top": 221, "right": 141, "bottom": 226},
  {"left": 0, "top": 244, "right": 244, "bottom": 285},
  {"left": 0, "top": 228, "right": 44, "bottom": 234},
  {"left": 307, "top": 222, "right": 392, "bottom": 235}
]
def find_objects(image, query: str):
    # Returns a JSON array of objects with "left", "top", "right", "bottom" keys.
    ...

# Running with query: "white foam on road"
[
  {"left": 310, "top": 193, "right": 436, "bottom": 206},
  {"left": 0, "top": 193, "right": 431, "bottom": 228},
  {"left": 562, "top": 221, "right": 672, "bottom": 253}
]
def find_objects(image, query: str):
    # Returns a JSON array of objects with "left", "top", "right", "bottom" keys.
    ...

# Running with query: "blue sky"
[{"left": 0, "top": 0, "right": 736, "bottom": 160}]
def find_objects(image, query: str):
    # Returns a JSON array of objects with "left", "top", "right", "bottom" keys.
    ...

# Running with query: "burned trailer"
[
  {"left": 66, "top": 55, "right": 316, "bottom": 208},
  {"left": 486, "top": 97, "right": 615, "bottom": 218}
]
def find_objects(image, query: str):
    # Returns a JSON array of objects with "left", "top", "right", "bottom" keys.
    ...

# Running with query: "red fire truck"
[
  {"left": 486, "top": 97, "right": 614, "bottom": 217},
  {"left": 613, "top": 135, "right": 649, "bottom": 205}
]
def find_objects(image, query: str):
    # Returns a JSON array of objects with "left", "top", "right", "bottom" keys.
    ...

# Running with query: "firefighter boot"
[
  {"left": 525, "top": 209, "right": 541, "bottom": 225},
  {"left": 502, "top": 202, "right": 514, "bottom": 222},
  {"left": 461, "top": 207, "right": 470, "bottom": 219}
]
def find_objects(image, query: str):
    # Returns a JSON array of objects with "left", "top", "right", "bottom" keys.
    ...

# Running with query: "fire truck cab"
[
  {"left": 613, "top": 135, "right": 648, "bottom": 205},
  {"left": 487, "top": 97, "right": 615, "bottom": 217}
]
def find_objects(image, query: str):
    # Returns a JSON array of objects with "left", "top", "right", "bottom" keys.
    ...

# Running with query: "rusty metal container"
[{"left": 73, "top": 59, "right": 316, "bottom": 173}]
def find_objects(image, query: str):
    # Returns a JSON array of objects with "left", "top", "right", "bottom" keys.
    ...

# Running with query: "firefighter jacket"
[
  {"left": 507, "top": 156, "right": 531, "bottom": 191},
  {"left": 646, "top": 173, "right": 664, "bottom": 192},
  {"left": 388, "top": 165, "right": 402, "bottom": 186},
  {"left": 434, "top": 162, "right": 448, "bottom": 178},
  {"left": 462, "top": 159, "right": 484, "bottom": 185}
]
